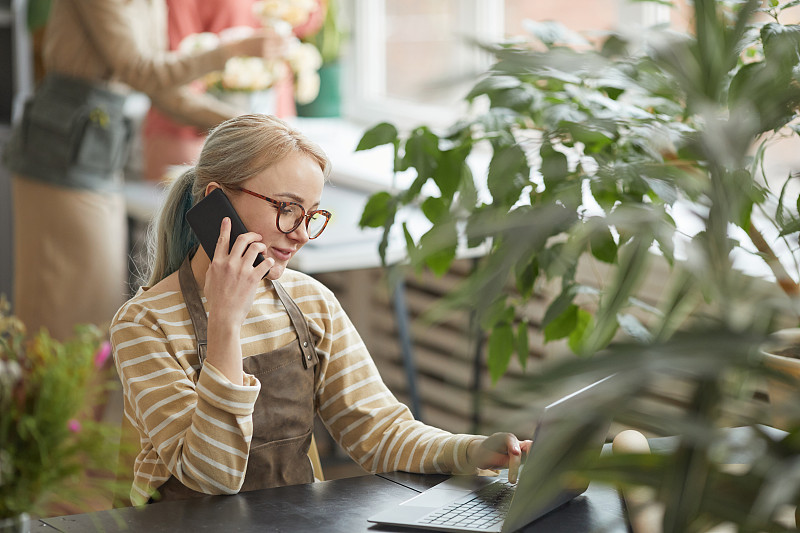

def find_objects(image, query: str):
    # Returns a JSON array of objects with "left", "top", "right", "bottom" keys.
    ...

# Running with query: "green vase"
[{"left": 296, "top": 62, "right": 341, "bottom": 118}]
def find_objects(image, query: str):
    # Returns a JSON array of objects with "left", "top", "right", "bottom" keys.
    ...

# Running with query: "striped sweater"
[{"left": 111, "top": 268, "right": 481, "bottom": 505}]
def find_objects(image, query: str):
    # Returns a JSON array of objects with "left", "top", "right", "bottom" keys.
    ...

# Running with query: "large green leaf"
[
  {"left": 356, "top": 123, "right": 398, "bottom": 151},
  {"left": 514, "top": 256, "right": 539, "bottom": 299},
  {"left": 729, "top": 59, "right": 800, "bottom": 133},
  {"left": 421, "top": 197, "right": 448, "bottom": 225},
  {"left": 539, "top": 142, "right": 569, "bottom": 187},
  {"left": 359, "top": 192, "right": 395, "bottom": 228},
  {"left": 562, "top": 121, "right": 616, "bottom": 153},
  {"left": 542, "top": 284, "right": 579, "bottom": 328},
  {"left": 399, "top": 223, "right": 419, "bottom": 271},
  {"left": 590, "top": 227, "right": 619, "bottom": 264},
  {"left": 402, "top": 127, "right": 440, "bottom": 181},
  {"left": 590, "top": 177, "right": 621, "bottom": 211},
  {"left": 489, "top": 86, "right": 536, "bottom": 112},
  {"left": 567, "top": 308, "right": 593, "bottom": 354},
  {"left": 434, "top": 147, "right": 469, "bottom": 202},
  {"left": 401, "top": 175, "right": 428, "bottom": 204},
  {"left": 488, "top": 144, "right": 529, "bottom": 205},
  {"left": 475, "top": 108, "right": 520, "bottom": 139},
  {"left": 761, "top": 22, "right": 800, "bottom": 72},
  {"left": 456, "top": 164, "right": 479, "bottom": 215},
  {"left": 584, "top": 234, "right": 652, "bottom": 353},
  {"left": 544, "top": 304, "right": 579, "bottom": 342},
  {"left": 417, "top": 221, "right": 458, "bottom": 276},
  {"left": 480, "top": 298, "right": 515, "bottom": 331},
  {"left": 488, "top": 323, "right": 515, "bottom": 383},
  {"left": 465, "top": 75, "right": 522, "bottom": 101}
]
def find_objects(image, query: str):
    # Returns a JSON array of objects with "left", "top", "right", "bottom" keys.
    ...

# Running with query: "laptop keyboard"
[{"left": 417, "top": 481, "right": 516, "bottom": 530}]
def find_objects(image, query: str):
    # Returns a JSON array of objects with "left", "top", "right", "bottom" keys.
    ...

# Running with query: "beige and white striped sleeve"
[
  {"left": 111, "top": 301, "right": 260, "bottom": 495},
  {"left": 313, "top": 293, "right": 482, "bottom": 475}
]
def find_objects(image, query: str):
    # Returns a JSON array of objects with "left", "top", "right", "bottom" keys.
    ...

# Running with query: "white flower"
[
  {"left": 253, "top": 0, "right": 316, "bottom": 28},
  {"left": 268, "top": 59, "right": 292, "bottom": 81},
  {"left": 253, "top": 0, "right": 287, "bottom": 20},
  {"left": 283, "top": 1, "right": 315, "bottom": 26},
  {"left": 183, "top": 1, "right": 325, "bottom": 96},
  {"left": 295, "top": 71, "right": 320, "bottom": 104},
  {"left": 222, "top": 57, "right": 275, "bottom": 91},
  {"left": 288, "top": 41, "right": 323, "bottom": 73},
  {"left": 178, "top": 32, "right": 220, "bottom": 54},
  {"left": 271, "top": 19, "right": 294, "bottom": 38}
]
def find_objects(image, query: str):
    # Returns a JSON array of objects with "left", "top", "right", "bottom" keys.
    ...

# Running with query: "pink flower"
[
  {"left": 68, "top": 419, "right": 81, "bottom": 433},
  {"left": 94, "top": 341, "right": 112, "bottom": 369}
]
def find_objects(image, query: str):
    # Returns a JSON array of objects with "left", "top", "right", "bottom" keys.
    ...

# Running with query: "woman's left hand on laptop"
[{"left": 466, "top": 433, "right": 533, "bottom": 484}]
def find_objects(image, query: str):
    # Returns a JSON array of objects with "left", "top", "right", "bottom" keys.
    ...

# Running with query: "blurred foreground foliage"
[{"left": 359, "top": 1, "right": 800, "bottom": 530}]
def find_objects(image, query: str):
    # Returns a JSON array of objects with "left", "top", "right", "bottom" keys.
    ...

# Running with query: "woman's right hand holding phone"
[{"left": 203, "top": 217, "right": 274, "bottom": 385}]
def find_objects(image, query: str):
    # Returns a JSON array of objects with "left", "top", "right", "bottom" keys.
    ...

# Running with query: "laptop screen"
[{"left": 502, "top": 376, "right": 614, "bottom": 532}]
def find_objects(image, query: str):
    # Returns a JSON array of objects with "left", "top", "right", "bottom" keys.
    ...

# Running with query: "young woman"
[{"left": 110, "top": 114, "right": 530, "bottom": 506}]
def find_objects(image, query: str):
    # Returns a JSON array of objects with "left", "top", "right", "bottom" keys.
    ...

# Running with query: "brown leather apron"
[{"left": 154, "top": 257, "right": 320, "bottom": 502}]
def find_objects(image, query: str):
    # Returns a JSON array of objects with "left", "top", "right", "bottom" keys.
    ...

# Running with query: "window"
[
  {"left": 504, "top": 0, "right": 620, "bottom": 39},
  {"left": 343, "top": 0, "right": 673, "bottom": 128},
  {"left": 344, "top": 0, "right": 500, "bottom": 129}
]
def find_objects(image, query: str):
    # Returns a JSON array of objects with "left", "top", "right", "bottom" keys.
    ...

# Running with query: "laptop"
[{"left": 367, "top": 376, "right": 614, "bottom": 532}]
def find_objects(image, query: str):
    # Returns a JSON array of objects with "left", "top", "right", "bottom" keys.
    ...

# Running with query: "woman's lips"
[{"left": 270, "top": 247, "right": 293, "bottom": 262}]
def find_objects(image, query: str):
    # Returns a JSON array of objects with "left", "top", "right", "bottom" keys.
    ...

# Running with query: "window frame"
[
  {"left": 343, "top": 0, "right": 504, "bottom": 129},
  {"left": 341, "top": 0, "right": 672, "bottom": 129}
]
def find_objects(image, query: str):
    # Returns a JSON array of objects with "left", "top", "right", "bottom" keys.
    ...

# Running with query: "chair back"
[{"left": 309, "top": 433, "right": 324, "bottom": 481}]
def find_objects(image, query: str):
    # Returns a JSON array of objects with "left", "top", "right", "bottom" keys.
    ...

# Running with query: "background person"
[
  {"left": 3, "top": 0, "right": 286, "bottom": 341},
  {"left": 111, "top": 114, "right": 531, "bottom": 505},
  {"left": 142, "top": 0, "right": 325, "bottom": 183}
]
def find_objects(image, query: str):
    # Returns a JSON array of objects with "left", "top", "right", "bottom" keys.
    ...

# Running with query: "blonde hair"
[{"left": 146, "top": 114, "right": 331, "bottom": 285}]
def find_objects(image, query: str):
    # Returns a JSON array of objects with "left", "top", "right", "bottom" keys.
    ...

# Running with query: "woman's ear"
[{"left": 204, "top": 182, "right": 222, "bottom": 197}]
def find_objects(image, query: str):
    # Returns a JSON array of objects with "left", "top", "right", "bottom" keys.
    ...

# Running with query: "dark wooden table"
[{"left": 36, "top": 471, "right": 626, "bottom": 532}]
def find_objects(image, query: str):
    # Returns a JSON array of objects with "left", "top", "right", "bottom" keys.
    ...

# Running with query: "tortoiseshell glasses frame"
[{"left": 234, "top": 186, "right": 331, "bottom": 239}]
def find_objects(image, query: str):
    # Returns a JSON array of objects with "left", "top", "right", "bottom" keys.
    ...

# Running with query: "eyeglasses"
[{"left": 234, "top": 187, "right": 331, "bottom": 239}]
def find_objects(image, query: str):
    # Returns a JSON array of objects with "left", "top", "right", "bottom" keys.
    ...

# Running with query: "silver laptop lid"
[{"left": 502, "top": 375, "right": 615, "bottom": 532}]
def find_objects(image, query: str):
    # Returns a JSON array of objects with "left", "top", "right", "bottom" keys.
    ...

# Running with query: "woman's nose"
[{"left": 288, "top": 221, "right": 310, "bottom": 243}]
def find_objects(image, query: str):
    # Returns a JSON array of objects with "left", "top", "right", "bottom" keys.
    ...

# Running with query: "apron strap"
[
  {"left": 272, "top": 280, "right": 319, "bottom": 370},
  {"left": 178, "top": 254, "right": 208, "bottom": 365},
  {"left": 177, "top": 253, "right": 317, "bottom": 371}
]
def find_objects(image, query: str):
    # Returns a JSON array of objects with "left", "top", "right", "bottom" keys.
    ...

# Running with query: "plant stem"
[{"left": 747, "top": 223, "right": 800, "bottom": 299}]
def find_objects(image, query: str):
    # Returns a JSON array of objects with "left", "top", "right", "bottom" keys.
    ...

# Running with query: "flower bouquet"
[
  {"left": 253, "top": 0, "right": 318, "bottom": 32},
  {"left": 252, "top": 0, "right": 323, "bottom": 106},
  {"left": 179, "top": 0, "right": 323, "bottom": 112},
  {"left": 0, "top": 298, "right": 125, "bottom": 525}
]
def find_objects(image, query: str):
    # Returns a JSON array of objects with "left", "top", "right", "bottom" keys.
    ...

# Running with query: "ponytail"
[{"left": 146, "top": 168, "right": 200, "bottom": 285}]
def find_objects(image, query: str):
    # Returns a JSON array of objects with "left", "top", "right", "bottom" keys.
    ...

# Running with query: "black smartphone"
[{"left": 185, "top": 188, "right": 266, "bottom": 268}]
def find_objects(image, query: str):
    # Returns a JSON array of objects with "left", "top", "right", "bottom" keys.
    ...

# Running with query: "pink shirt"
[{"left": 143, "top": 0, "right": 322, "bottom": 139}]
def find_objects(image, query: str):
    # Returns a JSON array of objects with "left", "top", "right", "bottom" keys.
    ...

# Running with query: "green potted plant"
[
  {"left": 296, "top": 0, "right": 343, "bottom": 117},
  {"left": 356, "top": 0, "right": 800, "bottom": 530},
  {"left": 0, "top": 298, "right": 126, "bottom": 530}
]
